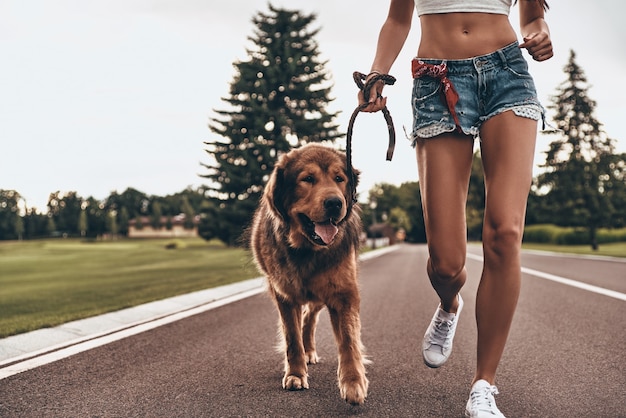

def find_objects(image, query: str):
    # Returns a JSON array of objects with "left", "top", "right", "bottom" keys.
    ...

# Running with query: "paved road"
[{"left": 1, "top": 244, "right": 624, "bottom": 417}]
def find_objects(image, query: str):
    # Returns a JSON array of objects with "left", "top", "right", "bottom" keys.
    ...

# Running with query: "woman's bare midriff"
[{"left": 417, "top": 13, "right": 518, "bottom": 59}]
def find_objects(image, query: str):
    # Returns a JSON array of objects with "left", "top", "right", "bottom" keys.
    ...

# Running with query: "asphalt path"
[{"left": 1, "top": 244, "right": 624, "bottom": 417}]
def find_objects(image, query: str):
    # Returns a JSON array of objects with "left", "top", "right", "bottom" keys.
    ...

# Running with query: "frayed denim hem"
[
  {"left": 408, "top": 102, "right": 553, "bottom": 147},
  {"left": 408, "top": 121, "right": 477, "bottom": 147}
]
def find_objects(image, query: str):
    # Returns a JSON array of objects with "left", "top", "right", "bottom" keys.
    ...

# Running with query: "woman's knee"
[
  {"left": 482, "top": 223, "right": 523, "bottom": 258},
  {"left": 428, "top": 253, "right": 466, "bottom": 281}
]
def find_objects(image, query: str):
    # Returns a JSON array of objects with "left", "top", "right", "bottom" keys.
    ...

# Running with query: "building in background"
[{"left": 128, "top": 214, "right": 199, "bottom": 238}]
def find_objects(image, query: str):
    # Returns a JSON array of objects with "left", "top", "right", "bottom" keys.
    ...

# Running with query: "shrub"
[
  {"left": 523, "top": 224, "right": 559, "bottom": 243},
  {"left": 597, "top": 228, "right": 626, "bottom": 244},
  {"left": 556, "top": 229, "right": 589, "bottom": 245},
  {"left": 523, "top": 224, "right": 626, "bottom": 245}
]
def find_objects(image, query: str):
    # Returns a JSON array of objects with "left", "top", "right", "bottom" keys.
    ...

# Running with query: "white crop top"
[{"left": 414, "top": 0, "right": 513, "bottom": 16}]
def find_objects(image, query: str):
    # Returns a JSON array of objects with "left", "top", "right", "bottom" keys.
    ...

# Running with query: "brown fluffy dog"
[{"left": 250, "top": 143, "right": 368, "bottom": 405}]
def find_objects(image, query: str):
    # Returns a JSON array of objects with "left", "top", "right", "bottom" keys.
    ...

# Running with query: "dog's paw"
[
  {"left": 340, "top": 377, "right": 369, "bottom": 405},
  {"left": 305, "top": 350, "right": 319, "bottom": 364},
  {"left": 282, "top": 374, "right": 309, "bottom": 391}
]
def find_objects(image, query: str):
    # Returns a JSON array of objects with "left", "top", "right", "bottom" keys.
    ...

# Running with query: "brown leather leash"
[{"left": 346, "top": 71, "right": 396, "bottom": 203}]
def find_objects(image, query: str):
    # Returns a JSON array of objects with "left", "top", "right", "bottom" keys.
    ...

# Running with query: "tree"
[
  {"left": 78, "top": 209, "right": 88, "bottom": 237},
  {"left": 106, "top": 210, "right": 118, "bottom": 236},
  {"left": 14, "top": 215, "right": 24, "bottom": 241},
  {"left": 47, "top": 191, "right": 83, "bottom": 235},
  {"left": 23, "top": 208, "right": 48, "bottom": 239},
  {"left": 388, "top": 207, "right": 411, "bottom": 235},
  {"left": 601, "top": 152, "right": 626, "bottom": 228},
  {"left": 84, "top": 196, "right": 107, "bottom": 237},
  {"left": 180, "top": 196, "right": 196, "bottom": 230},
  {"left": 150, "top": 201, "right": 163, "bottom": 230},
  {"left": 118, "top": 206, "right": 130, "bottom": 236},
  {"left": 106, "top": 188, "right": 150, "bottom": 220},
  {"left": 0, "top": 190, "right": 22, "bottom": 240},
  {"left": 46, "top": 216, "right": 56, "bottom": 236},
  {"left": 363, "top": 182, "right": 426, "bottom": 243},
  {"left": 201, "top": 4, "right": 343, "bottom": 245},
  {"left": 396, "top": 181, "right": 427, "bottom": 243},
  {"left": 161, "top": 187, "right": 205, "bottom": 218},
  {"left": 363, "top": 183, "right": 396, "bottom": 229},
  {"left": 535, "top": 50, "right": 625, "bottom": 249}
]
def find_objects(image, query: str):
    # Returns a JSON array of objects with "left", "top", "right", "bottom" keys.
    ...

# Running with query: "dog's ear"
[{"left": 263, "top": 163, "right": 289, "bottom": 221}]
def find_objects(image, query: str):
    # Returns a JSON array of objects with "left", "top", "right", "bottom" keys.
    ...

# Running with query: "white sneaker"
[
  {"left": 465, "top": 379, "right": 506, "bottom": 418},
  {"left": 422, "top": 294, "right": 463, "bottom": 368}
]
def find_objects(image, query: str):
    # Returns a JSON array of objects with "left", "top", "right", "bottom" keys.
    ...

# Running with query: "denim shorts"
[{"left": 409, "top": 41, "right": 545, "bottom": 145}]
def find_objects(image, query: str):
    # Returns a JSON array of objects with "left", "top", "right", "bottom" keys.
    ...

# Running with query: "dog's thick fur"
[{"left": 250, "top": 143, "right": 368, "bottom": 405}]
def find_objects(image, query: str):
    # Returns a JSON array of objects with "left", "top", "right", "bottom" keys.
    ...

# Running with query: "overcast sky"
[{"left": 1, "top": 0, "right": 624, "bottom": 212}]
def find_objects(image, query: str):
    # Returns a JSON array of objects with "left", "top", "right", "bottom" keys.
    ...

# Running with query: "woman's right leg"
[{"left": 415, "top": 133, "right": 474, "bottom": 312}]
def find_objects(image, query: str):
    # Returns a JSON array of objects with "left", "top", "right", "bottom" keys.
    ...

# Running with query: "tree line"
[
  {"left": 1, "top": 5, "right": 624, "bottom": 248},
  {"left": 0, "top": 187, "right": 206, "bottom": 240}
]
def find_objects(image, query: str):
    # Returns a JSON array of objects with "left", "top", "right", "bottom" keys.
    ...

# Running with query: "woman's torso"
[{"left": 417, "top": 13, "right": 518, "bottom": 59}]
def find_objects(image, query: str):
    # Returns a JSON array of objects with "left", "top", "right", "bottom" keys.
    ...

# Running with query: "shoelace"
[
  {"left": 469, "top": 385, "right": 500, "bottom": 414},
  {"left": 428, "top": 317, "right": 454, "bottom": 349}
]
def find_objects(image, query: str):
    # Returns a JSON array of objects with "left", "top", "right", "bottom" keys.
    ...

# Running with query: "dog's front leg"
[
  {"left": 276, "top": 299, "right": 308, "bottom": 390},
  {"left": 328, "top": 301, "right": 369, "bottom": 405},
  {"left": 302, "top": 302, "right": 323, "bottom": 364}
]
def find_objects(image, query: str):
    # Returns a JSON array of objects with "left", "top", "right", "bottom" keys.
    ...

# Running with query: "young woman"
[{"left": 359, "top": 0, "right": 552, "bottom": 416}]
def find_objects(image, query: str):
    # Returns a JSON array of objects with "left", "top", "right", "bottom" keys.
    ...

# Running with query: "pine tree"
[
  {"left": 535, "top": 50, "right": 625, "bottom": 249},
  {"left": 200, "top": 4, "right": 343, "bottom": 245}
]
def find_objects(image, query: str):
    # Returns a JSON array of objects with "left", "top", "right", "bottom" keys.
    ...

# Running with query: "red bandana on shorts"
[{"left": 412, "top": 60, "right": 461, "bottom": 130}]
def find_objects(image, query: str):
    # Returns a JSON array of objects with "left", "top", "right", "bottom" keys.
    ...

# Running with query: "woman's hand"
[
  {"left": 519, "top": 31, "right": 553, "bottom": 62},
  {"left": 358, "top": 77, "right": 387, "bottom": 113}
]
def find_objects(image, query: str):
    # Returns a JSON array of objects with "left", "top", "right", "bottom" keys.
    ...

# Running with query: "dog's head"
[{"left": 262, "top": 143, "right": 359, "bottom": 249}]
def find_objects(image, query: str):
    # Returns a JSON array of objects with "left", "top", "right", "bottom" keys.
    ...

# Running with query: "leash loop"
[
  {"left": 347, "top": 72, "right": 396, "bottom": 162},
  {"left": 345, "top": 71, "right": 396, "bottom": 203}
]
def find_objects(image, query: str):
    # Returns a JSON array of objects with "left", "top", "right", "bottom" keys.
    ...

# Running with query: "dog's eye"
[
  {"left": 335, "top": 176, "right": 345, "bottom": 183},
  {"left": 302, "top": 175, "right": 315, "bottom": 183}
]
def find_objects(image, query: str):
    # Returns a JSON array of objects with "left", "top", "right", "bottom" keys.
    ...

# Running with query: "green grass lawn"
[{"left": 0, "top": 238, "right": 260, "bottom": 338}]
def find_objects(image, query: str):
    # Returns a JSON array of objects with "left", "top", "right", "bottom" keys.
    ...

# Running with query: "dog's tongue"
[{"left": 315, "top": 222, "right": 338, "bottom": 244}]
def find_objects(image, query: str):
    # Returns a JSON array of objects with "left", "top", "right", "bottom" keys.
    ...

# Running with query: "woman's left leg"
[{"left": 475, "top": 111, "right": 537, "bottom": 385}]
